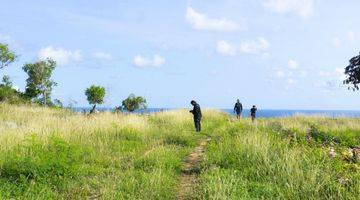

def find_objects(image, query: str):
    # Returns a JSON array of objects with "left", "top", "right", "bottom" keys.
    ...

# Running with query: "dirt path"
[{"left": 177, "top": 138, "right": 211, "bottom": 200}]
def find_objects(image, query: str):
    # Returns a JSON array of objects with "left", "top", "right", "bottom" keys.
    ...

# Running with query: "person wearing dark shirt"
[
  {"left": 233, "top": 99, "right": 243, "bottom": 119},
  {"left": 250, "top": 105, "right": 257, "bottom": 122},
  {"left": 190, "top": 100, "right": 202, "bottom": 132}
]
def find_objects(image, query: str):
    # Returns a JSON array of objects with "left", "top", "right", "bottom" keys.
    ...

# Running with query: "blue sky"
[{"left": 1, "top": 0, "right": 360, "bottom": 109}]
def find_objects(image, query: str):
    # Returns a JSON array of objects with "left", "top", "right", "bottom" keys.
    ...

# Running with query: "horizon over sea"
[{"left": 72, "top": 107, "right": 360, "bottom": 118}]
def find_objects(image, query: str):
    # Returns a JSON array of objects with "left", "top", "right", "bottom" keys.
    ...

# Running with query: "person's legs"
[
  {"left": 194, "top": 119, "right": 201, "bottom": 132},
  {"left": 237, "top": 111, "right": 242, "bottom": 119}
]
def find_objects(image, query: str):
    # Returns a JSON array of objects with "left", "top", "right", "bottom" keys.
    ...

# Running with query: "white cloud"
[
  {"left": 133, "top": 54, "right": 165, "bottom": 68},
  {"left": 275, "top": 69, "right": 286, "bottom": 78},
  {"left": 348, "top": 31, "right": 355, "bottom": 42},
  {"left": 239, "top": 37, "right": 269, "bottom": 54},
  {"left": 263, "top": 0, "right": 314, "bottom": 18},
  {"left": 216, "top": 38, "right": 270, "bottom": 56},
  {"left": 319, "top": 68, "right": 345, "bottom": 80},
  {"left": 186, "top": 6, "right": 244, "bottom": 32},
  {"left": 0, "top": 34, "right": 12, "bottom": 44},
  {"left": 216, "top": 40, "right": 236, "bottom": 56},
  {"left": 287, "top": 78, "right": 296, "bottom": 85},
  {"left": 0, "top": 34, "right": 20, "bottom": 48},
  {"left": 153, "top": 55, "right": 165, "bottom": 66},
  {"left": 92, "top": 51, "right": 112, "bottom": 60},
  {"left": 332, "top": 37, "right": 341, "bottom": 48},
  {"left": 271, "top": 59, "right": 306, "bottom": 87},
  {"left": 288, "top": 59, "right": 298, "bottom": 69},
  {"left": 38, "top": 46, "right": 82, "bottom": 65}
]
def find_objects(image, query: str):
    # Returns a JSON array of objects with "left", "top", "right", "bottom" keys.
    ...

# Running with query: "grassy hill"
[{"left": 0, "top": 104, "right": 359, "bottom": 199}]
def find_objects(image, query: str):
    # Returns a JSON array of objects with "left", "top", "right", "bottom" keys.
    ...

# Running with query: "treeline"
[{"left": 0, "top": 43, "right": 147, "bottom": 113}]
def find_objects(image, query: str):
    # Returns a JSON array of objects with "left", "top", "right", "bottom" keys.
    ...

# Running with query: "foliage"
[
  {"left": 53, "top": 99, "right": 63, "bottom": 108},
  {"left": 0, "top": 76, "right": 26, "bottom": 104},
  {"left": 22, "top": 59, "right": 57, "bottom": 106},
  {"left": 0, "top": 45, "right": 27, "bottom": 104},
  {"left": 2, "top": 75, "right": 12, "bottom": 87},
  {"left": 344, "top": 52, "right": 360, "bottom": 90},
  {"left": 85, "top": 85, "right": 105, "bottom": 106},
  {"left": 122, "top": 94, "right": 147, "bottom": 112},
  {"left": 0, "top": 43, "right": 17, "bottom": 69},
  {"left": 0, "top": 86, "right": 19, "bottom": 103}
]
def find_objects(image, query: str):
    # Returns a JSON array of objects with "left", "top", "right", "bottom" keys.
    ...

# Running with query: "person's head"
[
  {"left": 190, "top": 100, "right": 196, "bottom": 106},
  {"left": 253, "top": 105, "right": 256, "bottom": 108},
  {"left": 237, "top": 99, "right": 240, "bottom": 103}
]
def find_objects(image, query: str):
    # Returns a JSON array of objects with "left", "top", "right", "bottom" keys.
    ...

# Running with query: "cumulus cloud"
[
  {"left": 348, "top": 31, "right": 355, "bottom": 42},
  {"left": 186, "top": 6, "right": 244, "bottom": 32},
  {"left": 287, "top": 78, "right": 296, "bottom": 85},
  {"left": 133, "top": 54, "right": 165, "bottom": 68},
  {"left": 288, "top": 59, "right": 298, "bottom": 69},
  {"left": 38, "top": 46, "right": 82, "bottom": 65},
  {"left": 271, "top": 59, "right": 307, "bottom": 89},
  {"left": 0, "top": 34, "right": 12, "bottom": 43},
  {"left": 275, "top": 69, "right": 286, "bottom": 78},
  {"left": 239, "top": 37, "right": 269, "bottom": 54},
  {"left": 0, "top": 34, "right": 20, "bottom": 48},
  {"left": 316, "top": 68, "right": 345, "bottom": 91},
  {"left": 319, "top": 68, "right": 344, "bottom": 80},
  {"left": 216, "top": 38, "right": 270, "bottom": 56},
  {"left": 332, "top": 37, "right": 342, "bottom": 48},
  {"left": 216, "top": 40, "right": 236, "bottom": 56},
  {"left": 262, "top": 0, "right": 314, "bottom": 18},
  {"left": 92, "top": 51, "right": 112, "bottom": 60}
]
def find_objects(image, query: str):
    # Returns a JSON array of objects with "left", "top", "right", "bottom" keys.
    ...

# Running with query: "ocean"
[{"left": 72, "top": 107, "right": 360, "bottom": 118}]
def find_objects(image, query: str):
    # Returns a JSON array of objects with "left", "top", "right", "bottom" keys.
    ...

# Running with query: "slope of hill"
[{"left": 0, "top": 104, "right": 358, "bottom": 199}]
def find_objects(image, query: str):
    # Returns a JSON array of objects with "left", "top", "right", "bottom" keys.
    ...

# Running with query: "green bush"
[{"left": 0, "top": 86, "right": 27, "bottom": 104}]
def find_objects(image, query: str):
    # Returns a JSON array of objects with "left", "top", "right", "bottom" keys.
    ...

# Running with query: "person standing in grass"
[
  {"left": 233, "top": 99, "right": 243, "bottom": 119},
  {"left": 250, "top": 105, "right": 257, "bottom": 122},
  {"left": 190, "top": 100, "right": 202, "bottom": 132}
]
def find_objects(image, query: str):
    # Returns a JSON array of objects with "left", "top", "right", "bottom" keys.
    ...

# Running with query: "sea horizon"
[{"left": 71, "top": 107, "right": 360, "bottom": 118}]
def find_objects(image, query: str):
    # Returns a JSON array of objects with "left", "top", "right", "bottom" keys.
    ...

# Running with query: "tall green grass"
[
  {"left": 197, "top": 118, "right": 359, "bottom": 199},
  {"left": 0, "top": 104, "right": 226, "bottom": 199},
  {"left": 0, "top": 104, "right": 358, "bottom": 199}
]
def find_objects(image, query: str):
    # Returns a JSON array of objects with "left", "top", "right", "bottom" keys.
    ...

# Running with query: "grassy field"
[{"left": 0, "top": 104, "right": 359, "bottom": 199}]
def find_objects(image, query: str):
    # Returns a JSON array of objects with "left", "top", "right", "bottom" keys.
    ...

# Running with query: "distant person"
[
  {"left": 233, "top": 99, "right": 243, "bottom": 119},
  {"left": 250, "top": 105, "right": 257, "bottom": 122},
  {"left": 114, "top": 106, "right": 122, "bottom": 113},
  {"left": 190, "top": 100, "right": 202, "bottom": 132}
]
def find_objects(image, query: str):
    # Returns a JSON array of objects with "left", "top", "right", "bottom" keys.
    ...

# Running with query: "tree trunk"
[
  {"left": 43, "top": 91, "right": 47, "bottom": 106},
  {"left": 90, "top": 104, "right": 97, "bottom": 114}
]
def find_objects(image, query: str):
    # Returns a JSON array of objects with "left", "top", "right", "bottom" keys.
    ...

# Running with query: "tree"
[
  {"left": 85, "top": 85, "right": 105, "bottom": 113},
  {"left": 2, "top": 75, "right": 12, "bottom": 87},
  {"left": 23, "top": 59, "right": 57, "bottom": 106},
  {"left": 0, "top": 43, "right": 17, "bottom": 69},
  {"left": 344, "top": 52, "right": 360, "bottom": 91},
  {"left": 122, "top": 94, "right": 147, "bottom": 112}
]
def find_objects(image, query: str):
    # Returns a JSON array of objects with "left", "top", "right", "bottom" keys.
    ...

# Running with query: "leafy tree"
[
  {"left": 2, "top": 75, "right": 12, "bottom": 87},
  {"left": 122, "top": 94, "right": 147, "bottom": 112},
  {"left": 0, "top": 44, "right": 17, "bottom": 100},
  {"left": 53, "top": 99, "right": 63, "bottom": 108},
  {"left": 344, "top": 52, "right": 360, "bottom": 90},
  {"left": 0, "top": 75, "right": 25, "bottom": 104},
  {"left": 0, "top": 43, "right": 17, "bottom": 69},
  {"left": 23, "top": 59, "right": 57, "bottom": 106},
  {"left": 85, "top": 85, "right": 105, "bottom": 113}
]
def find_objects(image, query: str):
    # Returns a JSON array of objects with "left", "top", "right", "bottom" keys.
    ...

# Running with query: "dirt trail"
[{"left": 177, "top": 138, "right": 211, "bottom": 200}]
